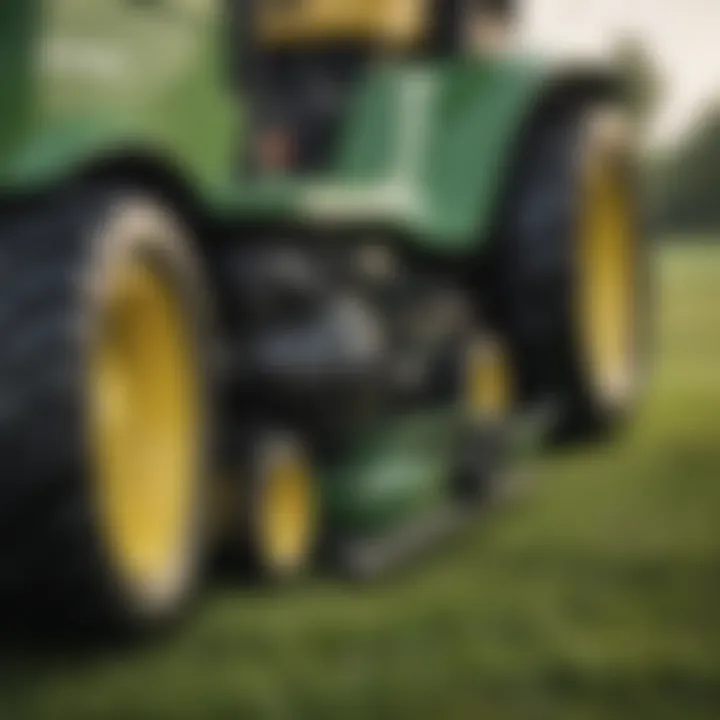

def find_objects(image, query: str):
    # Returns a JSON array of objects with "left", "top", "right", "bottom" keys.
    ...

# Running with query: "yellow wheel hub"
[
  {"left": 578, "top": 156, "right": 635, "bottom": 406},
  {"left": 467, "top": 338, "right": 513, "bottom": 420},
  {"left": 257, "top": 441, "right": 315, "bottom": 575},
  {"left": 91, "top": 257, "right": 199, "bottom": 596}
]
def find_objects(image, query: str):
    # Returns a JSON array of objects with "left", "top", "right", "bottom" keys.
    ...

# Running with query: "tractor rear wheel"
[
  {"left": 495, "top": 101, "right": 647, "bottom": 442},
  {"left": 0, "top": 187, "right": 209, "bottom": 634}
]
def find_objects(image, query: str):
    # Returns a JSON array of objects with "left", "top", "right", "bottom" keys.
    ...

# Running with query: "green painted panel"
[
  {"left": 214, "top": 58, "right": 555, "bottom": 255},
  {"left": 1, "top": 0, "right": 236, "bottom": 194},
  {"left": 323, "top": 410, "right": 463, "bottom": 535},
  {"left": 0, "top": 1, "right": 41, "bottom": 165},
  {"left": 312, "top": 58, "right": 546, "bottom": 252}
]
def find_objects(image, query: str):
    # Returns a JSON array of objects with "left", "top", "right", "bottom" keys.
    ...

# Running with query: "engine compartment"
[{"left": 214, "top": 238, "right": 478, "bottom": 449}]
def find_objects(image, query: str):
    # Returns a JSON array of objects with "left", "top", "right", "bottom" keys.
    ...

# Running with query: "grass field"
[{"left": 1, "top": 242, "right": 719, "bottom": 720}]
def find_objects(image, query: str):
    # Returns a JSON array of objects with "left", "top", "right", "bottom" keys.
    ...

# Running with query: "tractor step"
[{"left": 335, "top": 470, "right": 529, "bottom": 580}]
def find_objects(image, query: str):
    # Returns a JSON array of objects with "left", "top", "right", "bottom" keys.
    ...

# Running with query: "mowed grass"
[{"left": 1, "top": 242, "right": 719, "bottom": 720}]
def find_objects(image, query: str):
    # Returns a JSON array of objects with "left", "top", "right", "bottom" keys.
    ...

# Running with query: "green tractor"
[{"left": 0, "top": 0, "right": 647, "bottom": 634}]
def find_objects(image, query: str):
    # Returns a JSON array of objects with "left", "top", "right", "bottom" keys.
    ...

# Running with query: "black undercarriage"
[{"left": 212, "top": 236, "right": 483, "bottom": 451}]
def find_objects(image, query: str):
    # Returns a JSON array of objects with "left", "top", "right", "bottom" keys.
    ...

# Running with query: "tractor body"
[
  {"left": 0, "top": 0, "right": 645, "bottom": 631},
  {"left": 2, "top": 1, "right": 609, "bottom": 249}
]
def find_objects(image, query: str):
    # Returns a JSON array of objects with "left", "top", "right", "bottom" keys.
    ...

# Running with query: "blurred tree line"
[
  {"left": 650, "top": 106, "right": 720, "bottom": 236},
  {"left": 616, "top": 39, "right": 720, "bottom": 238}
]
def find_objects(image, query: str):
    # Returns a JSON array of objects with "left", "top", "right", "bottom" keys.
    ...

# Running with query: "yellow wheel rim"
[
  {"left": 90, "top": 257, "right": 199, "bottom": 597},
  {"left": 578, "top": 155, "right": 635, "bottom": 406},
  {"left": 257, "top": 442, "right": 315, "bottom": 575},
  {"left": 466, "top": 338, "right": 513, "bottom": 421}
]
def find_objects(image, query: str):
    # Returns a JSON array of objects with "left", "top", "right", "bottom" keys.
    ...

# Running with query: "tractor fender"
[
  {"left": 400, "top": 61, "right": 622, "bottom": 254},
  {"left": 436, "top": 61, "right": 619, "bottom": 254},
  {"left": 287, "top": 60, "right": 623, "bottom": 256},
  {"left": 466, "top": 63, "right": 624, "bottom": 245},
  {"left": 0, "top": 118, "right": 206, "bottom": 204}
]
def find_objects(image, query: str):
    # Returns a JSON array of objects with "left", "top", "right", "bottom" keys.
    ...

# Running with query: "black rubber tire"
[
  {"left": 491, "top": 99, "right": 648, "bottom": 443},
  {"left": 0, "top": 186, "right": 210, "bottom": 636}
]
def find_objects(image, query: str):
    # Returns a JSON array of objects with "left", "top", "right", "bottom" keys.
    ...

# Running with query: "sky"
[{"left": 518, "top": 0, "right": 720, "bottom": 146}]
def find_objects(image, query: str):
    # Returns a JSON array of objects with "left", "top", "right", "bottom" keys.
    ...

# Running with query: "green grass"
[{"left": 1, "top": 242, "right": 719, "bottom": 720}]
